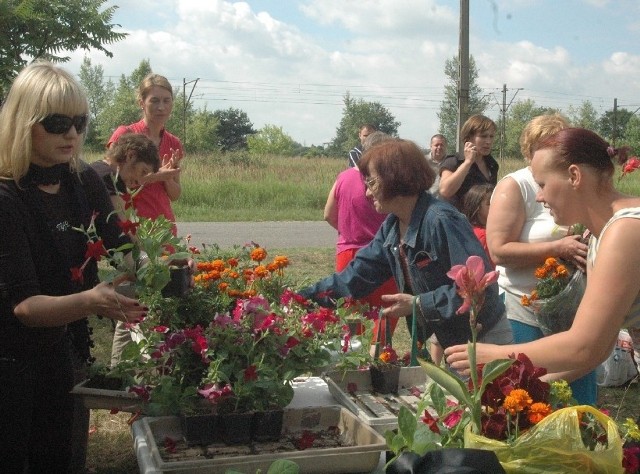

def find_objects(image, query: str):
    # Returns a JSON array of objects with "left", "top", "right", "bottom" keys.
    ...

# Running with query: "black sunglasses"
[{"left": 39, "top": 114, "right": 88, "bottom": 134}]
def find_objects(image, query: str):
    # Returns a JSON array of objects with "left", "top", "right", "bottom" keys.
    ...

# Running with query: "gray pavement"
[{"left": 176, "top": 221, "right": 337, "bottom": 249}]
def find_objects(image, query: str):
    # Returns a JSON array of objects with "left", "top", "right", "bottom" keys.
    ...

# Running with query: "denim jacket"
[{"left": 300, "top": 192, "right": 504, "bottom": 348}]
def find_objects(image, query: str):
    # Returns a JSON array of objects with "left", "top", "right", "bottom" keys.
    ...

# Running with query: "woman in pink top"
[
  {"left": 108, "top": 73, "right": 183, "bottom": 232},
  {"left": 324, "top": 132, "right": 399, "bottom": 342}
]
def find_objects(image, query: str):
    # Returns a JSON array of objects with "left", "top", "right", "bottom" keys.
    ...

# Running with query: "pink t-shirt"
[
  {"left": 333, "top": 168, "right": 387, "bottom": 254},
  {"left": 108, "top": 120, "right": 183, "bottom": 224}
]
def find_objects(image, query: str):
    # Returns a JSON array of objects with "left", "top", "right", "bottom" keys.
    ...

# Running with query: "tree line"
[{"left": 2, "top": 1, "right": 638, "bottom": 159}]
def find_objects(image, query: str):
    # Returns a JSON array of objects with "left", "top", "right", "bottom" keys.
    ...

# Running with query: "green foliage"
[
  {"left": 79, "top": 56, "right": 115, "bottom": 150},
  {"left": 330, "top": 92, "right": 400, "bottom": 156},
  {"left": 213, "top": 108, "right": 256, "bottom": 152},
  {"left": 624, "top": 115, "right": 640, "bottom": 155},
  {"left": 0, "top": 0, "right": 126, "bottom": 97},
  {"left": 437, "top": 55, "right": 489, "bottom": 147},
  {"left": 248, "top": 124, "right": 297, "bottom": 156},
  {"left": 499, "top": 99, "right": 559, "bottom": 159},
  {"left": 566, "top": 100, "right": 599, "bottom": 130},
  {"left": 598, "top": 108, "right": 634, "bottom": 144}
]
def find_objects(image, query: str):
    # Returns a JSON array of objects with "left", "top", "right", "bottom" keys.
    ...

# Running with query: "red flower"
[
  {"left": 622, "top": 157, "right": 640, "bottom": 177},
  {"left": 295, "top": 430, "right": 316, "bottom": 450},
  {"left": 243, "top": 365, "right": 258, "bottom": 381},
  {"left": 70, "top": 266, "right": 84, "bottom": 283},
  {"left": 623, "top": 445, "right": 640, "bottom": 473},
  {"left": 117, "top": 219, "right": 140, "bottom": 236},
  {"left": 85, "top": 239, "right": 107, "bottom": 261},
  {"left": 446, "top": 255, "right": 499, "bottom": 325},
  {"left": 163, "top": 437, "right": 177, "bottom": 454},
  {"left": 421, "top": 410, "right": 441, "bottom": 434}
]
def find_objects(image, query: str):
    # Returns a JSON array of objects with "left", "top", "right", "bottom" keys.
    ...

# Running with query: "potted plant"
[{"left": 369, "top": 345, "right": 405, "bottom": 394}]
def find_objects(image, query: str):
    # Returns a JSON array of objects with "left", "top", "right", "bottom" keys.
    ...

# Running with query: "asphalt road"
[{"left": 176, "top": 221, "right": 337, "bottom": 249}]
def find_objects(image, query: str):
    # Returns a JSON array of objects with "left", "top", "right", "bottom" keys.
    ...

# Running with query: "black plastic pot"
[
  {"left": 162, "top": 266, "right": 191, "bottom": 298},
  {"left": 180, "top": 413, "right": 221, "bottom": 446},
  {"left": 251, "top": 409, "right": 284, "bottom": 442},
  {"left": 370, "top": 364, "right": 401, "bottom": 394},
  {"left": 220, "top": 411, "right": 253, "bottom": 445}
]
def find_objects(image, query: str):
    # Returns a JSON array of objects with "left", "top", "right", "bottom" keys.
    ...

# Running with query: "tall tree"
[
  {"left": 98, "top": 60, "right": 152, "bottom": 142},
  {"left": 598, "top": 108, "right": 634, "bottom": 145},
  {"left": 0, "top": 0, "right": 126, "bottom": 97},
  {"left": 566, "top": 100, "right": 599, "bottom": 130},
  {"left": 437, "top": 55, "right": 488, "bottom": 149},
  {"left": 184, "top": 107, "right": 219, "bottom": 153},
  {"left": 623, "top": 115, "right": 640, "bottom": 154},
  {"left": 501, "top": 99, "right": 558, "bottom": 159},
  {"left": 79, "top": 56, "right": 114, "bottom": 149},
  {"left": 331, "top": 92, "right": 400, "bottom": 156},
  {"left": 247, "top": 124, "right": 297, "bottom": 156},
  {"left": 213, "top": 108, "right": 256, "bottom": 152}
]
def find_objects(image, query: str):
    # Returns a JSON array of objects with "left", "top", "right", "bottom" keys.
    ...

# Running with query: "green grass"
[{"left": 82, "top": 152, "right": 640, "bottom": 471}]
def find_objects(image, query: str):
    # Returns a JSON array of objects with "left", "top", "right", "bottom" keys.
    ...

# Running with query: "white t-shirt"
[{"left": 495, "top": 167, "right": 568, "bottom": 326}]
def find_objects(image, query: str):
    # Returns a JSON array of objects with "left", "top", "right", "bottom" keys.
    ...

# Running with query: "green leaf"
[
  {"left": 266, "top": 459, "right": 300, "bottom": 474},
  {"left": 478, "top": 359, "right": 515, "bottom": 397},
  {"left": 418, "top": 359, "right": 472, "bottom": 407},
  {"left": 397, "top": 405, "right": 417, "bottom": 445},
  {"left": 411, "top": 423, "right": 441, "bottom": 456}
]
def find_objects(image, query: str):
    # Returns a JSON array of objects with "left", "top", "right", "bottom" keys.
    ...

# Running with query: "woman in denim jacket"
[{"left": 300, "top": 140, "right": 513, "bottom": 350}]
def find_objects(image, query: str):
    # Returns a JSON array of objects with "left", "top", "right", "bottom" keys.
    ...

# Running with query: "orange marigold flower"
[
  {"left": 254, "top": 265, "right": 269, "bottom": 278},
  {"left": 530, "top": 290, "right": 538, "bottom": 300},
  {"left": 228, "top": 289, "right": 242, "bottom": 297},
  {"left": 503, "top": 388, "right": 532, "bottom": 415},
  {"left": 273, "top": 255, "right": 289, "bottom": 268},
  {"left": 250, "top": 247, "right": 267, "bottom": 262},
  {"left": 534, "top": 266, "right": 549, "bottom": 279},
  {"left": 243, "top": 289, "right": 257, "bottom": 297},
  {"left": 544, "top": 257, "right": 558, "bottom": 267},
  {"left": 528, "top": 402, "right": 552, "bottom": 424},
  {"left": 379, "top": 352, "right": 392, "bottom": 363},
  {"left": 227, "top": 271, "right": 240, "bottom": 279},
  {"left": 553, "top": 264, "right": 568, "bottom": 279},
  {"left": 521, "top": 294, "right": 531, "bottom": 307},
  {"left": 227, "top": 257, "right": 239, "bottom": 267},
  {"left": 266, "top": 262, "right": 279, "bottom": 272},
  {"left": 218, "top": 282, "right": 229, "bottom": 292}
]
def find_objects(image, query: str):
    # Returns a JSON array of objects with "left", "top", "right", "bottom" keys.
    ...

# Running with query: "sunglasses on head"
[{"left": 39, "top": 114, "right": 88, "bottom": 134}]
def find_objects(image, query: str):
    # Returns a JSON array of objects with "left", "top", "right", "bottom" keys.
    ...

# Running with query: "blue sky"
[{"left": 66, "top": 0, "right": 640, "bottom": 147}]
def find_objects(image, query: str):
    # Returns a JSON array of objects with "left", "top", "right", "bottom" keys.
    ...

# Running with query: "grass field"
[{"left": 81, "top": 151, "right": 640, "bottom": 472}]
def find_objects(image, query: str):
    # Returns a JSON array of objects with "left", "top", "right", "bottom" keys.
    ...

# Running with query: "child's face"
[{"left": 478, "top": 195, "right": 491, "bottom": 226}]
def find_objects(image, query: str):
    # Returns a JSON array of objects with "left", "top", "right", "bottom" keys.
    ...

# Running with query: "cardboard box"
[
  {"left": 132, "top": 406, "right": 386, "bottom": 473},
  {"left": 324, "top": 367, "right": 428, "bottom": 434}
]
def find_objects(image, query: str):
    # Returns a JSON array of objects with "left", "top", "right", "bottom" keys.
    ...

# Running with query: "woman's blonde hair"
[
  {"left": 137, "top": 73, "right": 173, "bottom": 102},
  {"left": 519, "top": 113, "right": 569, "bottom": 162},
  {"left": 0, "top": 61, "right": 89, "bottom": 181}
]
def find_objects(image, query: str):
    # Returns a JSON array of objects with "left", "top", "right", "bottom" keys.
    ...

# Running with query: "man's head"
[
  {"left": 359, "top": 124, "right": 378, "bottom": 145},
  {"left": 429, "top": 134, "right": 447, "bottom": 163}
]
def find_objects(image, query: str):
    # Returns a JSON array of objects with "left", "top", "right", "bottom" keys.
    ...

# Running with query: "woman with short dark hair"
[{"left": 301, "top": 139, "right": 512, "bottom": 352}]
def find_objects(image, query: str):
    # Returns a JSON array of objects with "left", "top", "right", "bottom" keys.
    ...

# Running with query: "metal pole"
[{"left": 182, "top": 78, "right": 200, "bottom": 143}]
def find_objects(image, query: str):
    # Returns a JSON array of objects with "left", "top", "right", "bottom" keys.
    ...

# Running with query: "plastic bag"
[
  {"left": 464, "top": 405, "right": 623, "bottom": 473},
  {"left": 534, "top": 269, "right": 586, "bottom": 336},
  {"left": 597, "top": 329, "right": 639, "bottom": 387}
]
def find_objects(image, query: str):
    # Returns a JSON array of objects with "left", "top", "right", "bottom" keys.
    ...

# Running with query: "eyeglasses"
[
  {"left": 39, "top": 114, "right": 88, "bottom": 134},
  {"left": 364, "top": 176, "right": 379, "bottom": 191}
]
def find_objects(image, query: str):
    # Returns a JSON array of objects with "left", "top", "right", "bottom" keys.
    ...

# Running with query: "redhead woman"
[
  {"left": 108, "top": 73, "right": 183, "bottom": 231},
  {"left": 0, "top": 62, "right": 145, "bottom": 473},
  {"left": 446, "top": 128, "right": 640, "bottom": 387},
  {"left": 301, "top": 139, "right": 512, "bottom": 352}
]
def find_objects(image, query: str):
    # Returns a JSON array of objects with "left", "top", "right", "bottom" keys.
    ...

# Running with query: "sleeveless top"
[
  {"left": 588, "top": 207, "right": 640, "bottom": 328},
  {"left": 495, "top": 167, "right": 568, "bottom": 325}
]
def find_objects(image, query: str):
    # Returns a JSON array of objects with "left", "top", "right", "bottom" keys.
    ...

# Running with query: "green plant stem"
[{"left": 469, "top": 308, "right": 481, "bottom": 434}]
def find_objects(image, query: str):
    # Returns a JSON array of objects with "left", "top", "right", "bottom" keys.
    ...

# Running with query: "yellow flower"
[
  {"left": 503, "top": 389, "right": 533, "bottom": 415},
  {"left": 622, "top": 418, "right": 640, "bottom": 441},
  {"left": 550, "top": 380, "right": 573, "bottom": 404}
]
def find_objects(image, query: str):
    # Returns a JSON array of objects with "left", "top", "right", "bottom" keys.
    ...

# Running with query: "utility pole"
[
  {"left": 612, "top": 98, "right": 618, "bottom": 146},
  {"left": 457, "top": 0, "right": 470, "bottom": 153},
  {"left": 495, "top": 84, "right": 523, "bottom": 161},
  {"left": 182, "top": 78, "right": 200, "bottom": 143}
]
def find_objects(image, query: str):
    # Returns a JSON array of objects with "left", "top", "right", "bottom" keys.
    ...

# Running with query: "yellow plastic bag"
[{"left": 464, "top": 405, "right": 623, "bottom": 473}]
